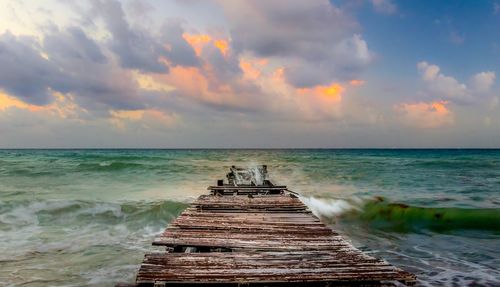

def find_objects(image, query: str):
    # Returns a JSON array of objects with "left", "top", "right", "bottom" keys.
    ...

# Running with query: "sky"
[{"left": 0, "top": 0, "right": 499, "bottom": 148}]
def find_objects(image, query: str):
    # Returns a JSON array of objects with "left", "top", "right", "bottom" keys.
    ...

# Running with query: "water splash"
[
  {"left": 300, "top": 196, "right": 357, "bottom": 219},
  {"left": 249, "top": 165, "right": 265, "bottom": 185},
  {"left": 230, "top": 165, "right": 267, "bottom": 185}
]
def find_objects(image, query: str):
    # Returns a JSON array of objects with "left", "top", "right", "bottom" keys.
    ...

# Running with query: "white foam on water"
[
  {"left": 300, "top": 196, "right": 357, "bottom": 218},
  {"left": 76, "top": 202, "right": 124, "bottom": 218},
  {"left": 83, "top": 264, "right": 138, "bottom": 286},
  {"left": 99, "top": 161, "right": 112, "bottom": 166}
]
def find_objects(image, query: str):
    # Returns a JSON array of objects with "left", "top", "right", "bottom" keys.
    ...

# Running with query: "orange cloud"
[
  {"left": 214, "top": 39, "right": 229, "bottom": 56},
  {"left": 164, "top": 65, "right": 209, "bottom": 98},
  {"left": 182, "top": 33, "right": 231, "bottom": 57},
  {"left": 281, "top": 83, "right": 345, "bottom": 120},
  {"left": 161, "top": 64, "right": 249, "bottom": 108},
  {"left": 239, "top": 58, "right": 268, "bottom": 80},
  {"left": 0, "top": 91, "right": 82, "bottom": 118},
  {"left": 0, "top": 92, "right": 39, "bottom": 111},
  {"left": 298, "top": 83, "right": 344, "bottom": 103},
  {"left": 110, "top": 109, "right": 144, "bottom": 121},
  {"left": 396, "top": 101, "right": 453, "bottom": 128},
  {"left": 182, "top": 33, "right": 211, "bottom": 56},
  {"left": 273, "top": 67, "right": 285, "bottom": 81},
  {"left": 350, "top": 79, "right": 365, "bottom": 86},
  {"left": 133, "top": 71, "right": 174, "bottom": 92}
]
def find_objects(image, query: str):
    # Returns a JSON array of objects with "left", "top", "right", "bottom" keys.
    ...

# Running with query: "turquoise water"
[{"left": 0, "top": 149, "right": 499, "bottom": 286}]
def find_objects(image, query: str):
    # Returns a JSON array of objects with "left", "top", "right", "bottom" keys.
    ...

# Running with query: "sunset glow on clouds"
[
  {"left": 396, "top": 101, "right": 453, "bottom": 129},
  {"left": 0, "top": 0, "right": 499, "bottom": 147}
]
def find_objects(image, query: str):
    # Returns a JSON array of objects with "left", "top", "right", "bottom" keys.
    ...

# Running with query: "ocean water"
[{"left": 0, "top": 149, "right": 499, "bottom": 286}]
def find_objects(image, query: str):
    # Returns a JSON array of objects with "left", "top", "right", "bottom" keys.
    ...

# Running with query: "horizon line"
[{"left": 1, "top": 147, "right": 500, "bottom": 150}]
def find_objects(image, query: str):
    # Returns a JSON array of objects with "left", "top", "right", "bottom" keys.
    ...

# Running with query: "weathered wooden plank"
[
  {"left": 180, "top": 210, "right": 321, "bottom": 220},
  {"left": 137, "top": 250, "right": 415, "bottom": 283},
  {"left": 208, "top": 186, "right": 288, "bottom": 190},
  {"left": 153, "top": 238, "right": 353, "bottom": 251},
  {"left": 194, "top": 194, "right": 303, "bottom": 203},
  {"left": 159, "top": 230, "right": 340, "bottom": 240}
]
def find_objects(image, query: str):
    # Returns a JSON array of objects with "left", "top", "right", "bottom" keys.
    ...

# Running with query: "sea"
[{"left": 0, "top": 149, "right": 499, "bottom": 286}]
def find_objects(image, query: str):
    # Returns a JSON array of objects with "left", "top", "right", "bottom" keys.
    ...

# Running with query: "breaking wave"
[
  {"left": 0, "top": 199, "right": 188, "bottom": 228},
  {"left": 301, "top": 196, "right": 500, "bottom": 232}
]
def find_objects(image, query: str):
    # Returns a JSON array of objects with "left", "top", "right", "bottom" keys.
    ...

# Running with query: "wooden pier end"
[{"left": 130, "top": 166, "right": 416, "bottom": 286}]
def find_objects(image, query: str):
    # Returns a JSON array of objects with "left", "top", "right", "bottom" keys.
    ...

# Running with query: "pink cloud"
[{"left": 395, "top": 101, "right": 454, "bottom": 129}]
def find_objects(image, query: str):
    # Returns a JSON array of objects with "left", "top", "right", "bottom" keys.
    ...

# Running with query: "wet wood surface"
[{"left": 135, "top": 193, "right": 416, "bottom": 286}]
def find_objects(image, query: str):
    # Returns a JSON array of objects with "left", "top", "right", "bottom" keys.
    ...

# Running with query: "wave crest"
[{"left": 300, "top": 196, "right": 500, "bottom": 232}]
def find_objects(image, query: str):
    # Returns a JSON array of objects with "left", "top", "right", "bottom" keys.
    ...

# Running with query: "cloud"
[
  {"left": 396, "top": 101, "right": 453, "bottom": 129},
  {"left": 370, "top": 0, "right": 397, "bottom": 15},
  {"left": 0, "top": 26, "right": 151, "bottom": 111},
  {"left": 350, "top": 79, "right": 365, "bottom": 86},
  {"left": 110, "top": 109, "right": 178, "bottom": 131},
  {"left": 45, "top": 26, "right": 106, "bottom": 63},
  {"left": 160, "top": 21, "right": 200, "bottom": 67},
  {"left": 0, "top": 0, "right": 373, "bottom": 128},
  {"left": 240, "top": 63, "right": 349, "bottom": 121},
  {"left": 89, "top": 0, "right": 202, "bottom": 72},
  {"left": 0, "top": 90, "right": 87, "bottom": 121},
  {"left": 417, "top": 61, "right": 496, "bottom": 104},
  {"left": 159, "top": 62, "right": 262, "bottom": 113},
  {"left": 0, "top": 32, "right": 66, "bottom": 105},
  {"left": 417, "top": 61, "right": 468, "bottom": 102},
  {"left": 217, "top": 0, "right": 372, "bottom": 88},
  {"left": 394, "top": 63, "right": 496, "bottom": 130},
  {"left": 89, "top": 0, "right": 169, "bottom": 73},
  {"left": 41, "top": 26, "right": 145, "bottom": 110},
  {"left": 470, "top": 72, "right": 496, "bottom": 93},
  {"left": 284, "top": 34, "right": 372, "bottom": 87},
  {"left": 183, "top": 33, "right": 212, "bottom": 56}
]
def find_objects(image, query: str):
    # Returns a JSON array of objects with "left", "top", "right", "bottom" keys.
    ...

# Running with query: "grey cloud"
[
  {"left": 285, "top": 34, "right": 373, "bottom": 87},
  {"left": 222, "top": 1, "right": 356, "bottom": 57},
  {"left": 90, "top": 0, "right": 169, "bottom": 73},
  {"left": 0, "top": 32, "right": 65, "bottom": 105},
  {"left": 218, "top": 0, "right": 373, "bottom": 87},
  {"left": 0, "top": 0, "right": 214, "bottom": 113},
  {"left": 41, "top": 27, "right": 144, "bottom": 110},
  {"left": 44, "top": 26, "right": 106, "bottom": 63},
  {"left": 201, "top": 44, "right": 241, "bottom": 85},
  {"left": 161, "top": 21, "right": 200, "bottom": 67},
  {"left": 89, "top": 0, "right": 202, "bottom": 71},
  {"left": 0, "top": 28, "right": 143, "bottom": 110}
]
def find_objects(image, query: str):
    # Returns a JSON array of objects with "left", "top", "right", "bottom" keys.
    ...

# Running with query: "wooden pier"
[{"left": 132, "top": 166, "right": 416, "bottom": 286}]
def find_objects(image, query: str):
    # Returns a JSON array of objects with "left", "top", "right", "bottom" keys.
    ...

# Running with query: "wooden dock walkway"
[{"left": 132, "top": 166, "right": 416, "bottom": 286}]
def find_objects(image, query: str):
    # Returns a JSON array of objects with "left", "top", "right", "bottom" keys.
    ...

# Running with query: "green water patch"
[
  {"left": 76, "top": 162, "right": 148, "bottom": 171},
  {"left": 342, "top": 197, "right": 500, "bottom": 233}
]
